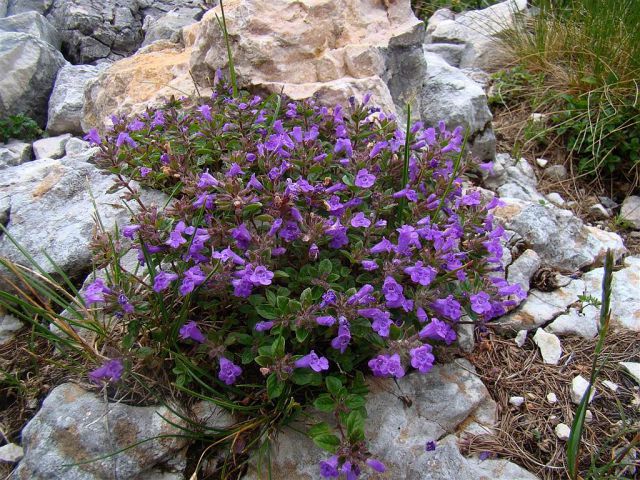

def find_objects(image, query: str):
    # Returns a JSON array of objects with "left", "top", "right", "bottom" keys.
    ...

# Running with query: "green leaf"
[
  {"left": 255, "top": 304, "right": 278, "bottom": 320},
  {"left": 345, "top": 394, "right": 366, "bottom": 410},
  {"left": 345, "top": 410, "right": 365, "bottom": 442},
  {"left": 300, "top": 287, "right": 313, "bottom": 305},
  {"left": 313, "top": 394, "right": 336, "bottom": 412},
  {"left": 312, "top": 433, "right": 340, "bottom": 453},
  {"left": 271, "top": 336, "right": 285, "bottom": 357},
  {"left": 266, "top": 373, "right": 284, "bottom": 399},
  {"left": 325, "top": 376, "right": 342, "bottom": 396},
  {"left": 295, "top": 327, "right": 310, "bottom": 343},
  {"left": 287, "top": 299, "right": 302, "bottom": 314},
  {"left": 254, "top": 355, "right": 273, "bottom": 367},
  {"left": 307, "top": 422, "right": 332, "bottom": 438},
  {"left": 291, "top": 369, "right": 322, "bottom": 386},
  {"left": 318, "top": 258, "right": 333, "bottom": 276}
]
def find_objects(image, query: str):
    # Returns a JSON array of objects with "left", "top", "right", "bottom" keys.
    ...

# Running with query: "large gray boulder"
[
  {"left": 45, "top": 0, "right": 203, "bottom": 64},
  {"left": 0, "top": 11, "right": 61, "bottom": 49},
  {"left": 0, "top": 154, "right": 167, "bottom": 292},
  {"left": 141, "top": 7, "right": 202, "bottom": 47},
  {"left": 493, "top": 197, "right": 626, "bottom": 271},
  {"left": 421, "top": 52, "right": 495, "bottom": 161},
  {"left": 47, "top": 64, "right": 103, "bottom": 135},
  {"left": 482, "top": 153, "right": 545, "bottom": 202},
  {"left": 243, "top": 360, "right": 538, "bottom": 479},
  {"left": 12, "top": 383, "right": 190, "bottom": 479},
  {"left": 5, "top": 0, "right": 52, "bottom": 16},
  {"left": 426, "top": 0, "right": 528, "bottom": 70},
  {"left": 0, "top": 0, "right": 7, "bottom": 17},
  {"left": 0, "top": 32, "right": 67, "bottom": 125}
]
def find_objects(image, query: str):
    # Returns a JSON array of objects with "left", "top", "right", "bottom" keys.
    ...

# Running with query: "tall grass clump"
[{"left": 500, "top": 0, "right": 640, "bottom": 180}]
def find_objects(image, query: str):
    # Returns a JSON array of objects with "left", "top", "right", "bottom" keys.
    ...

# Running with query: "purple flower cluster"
[{"left": 91, "top": 85, "right": 530, "bottom": 479}]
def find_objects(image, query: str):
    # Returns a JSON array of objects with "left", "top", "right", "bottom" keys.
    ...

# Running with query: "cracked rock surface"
[{"left": 242, "top": 360, "right": 538, "bottom": 479}]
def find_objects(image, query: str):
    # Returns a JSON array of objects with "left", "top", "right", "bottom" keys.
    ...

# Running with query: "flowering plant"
[{"left": 80, "top": 82, "right": 524, "bottom": 478}]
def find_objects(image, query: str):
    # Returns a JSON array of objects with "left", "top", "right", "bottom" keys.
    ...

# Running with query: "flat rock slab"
[
  {"left": 13, "top": 383, "right": 189, "bottom": 479},
  {"left": 243, "top": 360, "right": 537, "bottom": 479},
  {"left": 0, "top": 155, "right": 166, "bottom": 292}
]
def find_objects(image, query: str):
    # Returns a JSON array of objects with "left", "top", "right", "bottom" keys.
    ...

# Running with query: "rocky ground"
[{"left": 1, "top": 0, "right": 639, "bottom": 479}]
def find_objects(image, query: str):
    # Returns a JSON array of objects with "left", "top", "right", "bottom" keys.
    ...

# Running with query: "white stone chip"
[
  {"left": 533, "top": 329, "right": 562, "bottom": 365},
  {"left": 509, "top": 396, "right": 525, "bottom": 407},
  {"left": 571, "top": 375, "right": 595, "bottom": 404},
  {"left": 0, "top": 443, "right": 24, "bottom": 463},
  {"left": 514, "top": 329, "right": 527, "bottom": 347},
  {"left": 535, "top": 157, "right": 548, "bottom": 168},
  {"left": 602, "top": 380, "right": 619, "bottom": 392},
  {"left": 546, "top": 392, "right": 558, "bottom": 404},
  {"left": 620, "top": 362, "right": 640, "bottom": 385},
  {"left": 555, "top": 423, "right": 571, "bottom": 441}
]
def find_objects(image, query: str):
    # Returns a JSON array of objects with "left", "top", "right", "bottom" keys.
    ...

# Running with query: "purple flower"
[
  {"left": 151, "top": 110, "right": 165, "bottom": 127},
  {"left": 370, "top": 237, "right": 394, "bottom": 254},
  {"left": 404, "top": 261, "right": 437, "bottom": 286},
  {"left": 122, "top": 224, "right": 141, "bottom": 239},
  {"left": 83, "top": 128, "right": 101, "bottom": 145},
  {"left": 330, "top": 324, "right": 351, "bottom": 353},
  {"left": 117, "top": 293, "right": 134, "bottom": 314},
  {"left": 350, "top": 212, "right": 371, "bottom": 228},
  {"left": 279, "top": 221, "right": 301, "bottom": 242},
  {"left": 419, "top": 318, "right": 457, "bottom": 345},
  {"left": 166, "top": 221, "right": 187, "bottom": 249},
  {"left": 128, "top": 119, "right": 145, "bottom": 132},
  {"left": 89, "top": 359, "right": 124, "bottom": 384},
  {"left": 320, "top": 290, "right": 337, "bottom": 307},
  {"left": 197, "top": 172, "right": 219, "bottom": 188},
  {"left": 198, "top": 104, "right": 212, "bottom": 121},
  {"left": 116, "top": 132, "right": 138, "bottom": 148},
  {"left": 140, "top": 167, "right": 152, "bottom": 177},
  {"left": 249, "top": 265, "right": 274, "bottom": 286},
  {"left": 431, "top": 295, "right": 462, "bottom": 321},
  {"left": 153, "top": 271, "right": 179, "bottom": 292},
  {"left": 368, "top": 353, "right": 404, "bottom": 378},
  {"left": 179, "top": 320, "right": 206, "bottom": 343},
  {"left": 341, "top": 461, "right": 360, "bottom": 480},
  {"left": 361, "top": 260, "right": 378, "bottom": 271},
  {"left": 369, "top": 141, "right": 388, "bottom": 158},
  {"left": 470, "top": 291, "right": 493, "bottom": 315},
  {"left": 410, "top": 344, "right": 435, "bottom": 373},
  {"left": 226, "top": 163, "right": 245, "bottom": 177},
  {"left": 366, "top": 459, "right": 386, "bottom": 473},
  {"left": 248, "top": 174, "right": 263, "bottom": 190},
  {"left": 295, "top": 350, "right": 329, "bottom": 372},
  {"left": 316, "top": 315, "right": 336, "bottom": 327},
  {"left": 358, "top": 308, "right": 392, "bottom": 337},
  {"left": 212, "top": 247, "right": 245, "bottom": 265},
  {"left": 84, "top": 279, "right": 111, "bottom": 304},
  {"left": 255, "top": 321, "right": 274, "bottom": 332},
  {"left": 347, "top": 284, "right": 375, "bottom": 305},
  {"left": 425, "top": 440, "right": 437, "bottom": 452},
  {"left": 334, "top": 137, "right": 353, "bottom": 157},
  {"left": 382, "top": 276, "right": 410, "bottom": 310},
  {"left": 393, "top": 187, "right": 418, "bottom": 202},
  {"left": 319, "top": 456, "right": 340, "bottom": 478},
  {"left": 354, "top": 169, "right": 376, "bottom": 188},
  {"left": 218, "top": 357, "right": 242, "bottom": 385},
  {"left": 179, "top": 266, "right": 207, "bottom": 296},
  {"left": 396, "top": 225, "right": 421, "bottom": 254},
  {"left": 231, "top": 223, "right": 252, "bottom": 250},
  {"left": 324, "top": 218, "right": 349, "bottom": 249},
  {"left": 309, "top": 243, "right": 319, "bottom": 261}
]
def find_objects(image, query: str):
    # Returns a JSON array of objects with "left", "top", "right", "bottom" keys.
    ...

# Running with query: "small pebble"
[
  {"left": 533, "top": 329, "right": 562, "bottom": 365},
  {"left": 530, "top": 113, "right": 546, "bottom": 123},
  {"left": 0, "top": 443, "right": 23, "bottom": 463},
  {"left": 602, "top": 380, "right": 619, "bottom": 392},
  {"left": 535, "top": 157, "right": 548, "bottom": 168},
  {"left": 546, "top": 192, "right": 565, "bottom": 206},
  {"left": 546, "top": 392, "right": 558, "bottom": 404},
  {"left": 620, "top": 362, "right": 640, "bottom": 384},
  {"left": 571, "top": 375, "right": 595, "bottom": 404},
  {"left": 585, "top": 410, "right": 593, "bottom": 423},
  {"left": 589, "top": 203, "right": 610, "bottom": 219},
  {"left": 514, "top": 329, "right": 527, "bottom": 347},
  {"left": 555, "top": 423, "right": 571, "bottom": 441},
  {"left": 509, "top": 396, "right": 525, "bottom": 407}
]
